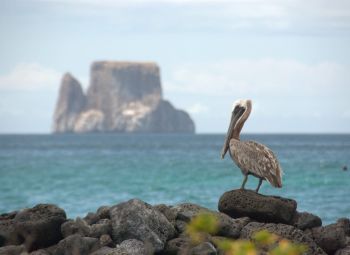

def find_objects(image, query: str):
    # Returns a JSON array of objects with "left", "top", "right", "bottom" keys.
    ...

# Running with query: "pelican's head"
[
  {"left": 221, "top": 99, "right": 252, "bottom": 159},
  {"left": 232, "top": 99, "right": 251, "bottom": 113}
]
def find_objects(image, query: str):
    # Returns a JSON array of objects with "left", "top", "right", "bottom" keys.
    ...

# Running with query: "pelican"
[{"left": 221, "top": 99, "right": 283, "bottom": 193}]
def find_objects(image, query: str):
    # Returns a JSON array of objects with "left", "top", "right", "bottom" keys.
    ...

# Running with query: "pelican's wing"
[{"left": 232, "top": 140, "right": 283, "bottom": 187}]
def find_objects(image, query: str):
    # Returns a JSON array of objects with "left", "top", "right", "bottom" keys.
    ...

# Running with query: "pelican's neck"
[{"left": 232, "top": 101, "right": 252, "bottom": 140}]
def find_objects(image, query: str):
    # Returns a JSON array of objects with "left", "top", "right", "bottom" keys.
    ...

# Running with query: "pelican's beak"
[{"left": 221, "top": 107, "right": 244, "bottom": 159}]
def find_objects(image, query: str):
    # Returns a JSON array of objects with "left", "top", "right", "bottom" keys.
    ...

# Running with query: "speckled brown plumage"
[
  {"left": 229, "top": 140, "right": 283, "bottom": 188},
  {"left": 221, "top": 99, "right": 283, "bottom": 192}
]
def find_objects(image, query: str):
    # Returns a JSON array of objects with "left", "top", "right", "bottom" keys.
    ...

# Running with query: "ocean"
[{"left": 0, "top": 134, "right": 349, "bottom": 225}]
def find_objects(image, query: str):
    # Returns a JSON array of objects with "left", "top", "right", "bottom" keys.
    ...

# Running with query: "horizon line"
[{"left": 0, "top": 132, "right": 349, "bottom": 135}]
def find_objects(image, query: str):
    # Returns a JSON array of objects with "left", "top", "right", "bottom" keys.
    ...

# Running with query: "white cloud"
[
  {"left": 186, "top": 103, "right": 208, "bottom": 114},
  {"left": 166, "top": 59, "right": 349, "bottom": 98},
  {"left": 163, "top": 58, "right": 350, "bottom": 132},
  {"left": 36, "top": 0, "right": 350, "bottom": 33},
  {"left": 0, "top": 63, "right": 62, "bottom": 91}
]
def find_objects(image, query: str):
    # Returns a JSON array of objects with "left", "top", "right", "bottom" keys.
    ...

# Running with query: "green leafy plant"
[
  {"left": 186, "top": 213, "right": 307, "bottom": 255},
  {"left": 185, "top": 211, "right": 219, "bottom": 244}
]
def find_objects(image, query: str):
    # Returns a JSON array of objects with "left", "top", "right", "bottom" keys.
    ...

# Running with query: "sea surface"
[{"left": 0, "top": 134, "right": 349, "bottom": 224}]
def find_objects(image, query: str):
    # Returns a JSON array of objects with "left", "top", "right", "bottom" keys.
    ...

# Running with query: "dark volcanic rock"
[
  {"left": 293, "top": 211, "right": 322, "bottom": 230},
  {"left": 30, "top": 249, "right": 51, "bottom": 255},
  {"left": 171, "top": 203, "right": 251, "bottom": 239},
  {"left": 218, "top": 189, "right": 297, "bottom": 224},
  {"left": 53, "top": 234, "right": 99, "bottom": 255},
  {"left": 53, "top": 61, "right": 195, "bottom": 133},
  {"left": 337, "top": 218, "right": 350, "bottom": 236},
  {"left": 0, "top": 219, "right": 21, "bottom": 247},
  {"left": 14, "top": 204, "right": 66, "bottom": 252},
  {"left": 97, "top": 206, "right": 110, "bottom": 220},
  {"left": 2, "top": 198, "right": 347, "bottom": 255},
  {"left": 110, "top": 199, "right": 176, "bottom": 252},
  {"left": 175, "top": 220, "right": 188, "bottom": 234},
  {"left": 335, "top": 246, "right": 350, "bottom": 255},
  {"left": 119, "top": 239, "right": 148, "bottom": 255},
  {"left": 61, "top": 220, "right": 78, "bottom": 238},
  {"left": 241, "top": 222, "right": 326, "bottom": 255},
  {"left": 90, "top": 246, "right": 119, "bottom": 255},
  {"left": 99, "top": 234, "right": 113, "bottom": 247},
  {"left": 61, "top": 218, "right": 90, "bottom": 238},
  {"left": 311, "top": 222, "right": 347, "bottom": 254},
  {"left": 0, "top": 244, "right": 25, "bottom": 255},
  {"left": 191, "top": 242, "right": 217, "bottom": 255},
  {"left": 217, "top": 216, "right": 251, "bottom": 239},
  {"left": 90, "top": 219, "right": 112, "bottom": 238},
  {"left": 163, "top": 237, "right": 191, "bottom": 255},
  {"left": 154, "top": 204, "right": 177, "bottom": 225},
  {"left": 53, "top": 73, "right": 86, "bottom": 133},
  {"left": 171, "top": 203, "right": 209, "bottom": 222},
  {"left": 0, "top": 211, "right": 17, "bottom": 221},
  {"left": 84, "top": 212, "right": 100, "bottom": 225}
]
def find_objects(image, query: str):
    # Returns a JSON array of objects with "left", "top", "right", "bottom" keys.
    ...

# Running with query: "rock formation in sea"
[
  {"left": 1, "top": 190, "right": 349, "bottom": 255},
  {"left": 53, "top": 61, "right": 195, "bottom": 133}
]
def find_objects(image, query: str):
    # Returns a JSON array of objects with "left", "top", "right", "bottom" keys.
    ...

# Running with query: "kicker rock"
[
  {"left": 53, "top": 73, "right": 86, "bottom": 133},
  {"left": 53, "top": 62, "right": 195, "bottom": 133}
]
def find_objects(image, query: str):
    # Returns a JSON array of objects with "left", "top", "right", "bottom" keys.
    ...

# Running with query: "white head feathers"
[{"left": 232, "top": 99, "right": 252, "bottom": 111}]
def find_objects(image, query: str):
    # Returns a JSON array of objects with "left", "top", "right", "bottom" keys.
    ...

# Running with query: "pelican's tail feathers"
[{"left": 265, "top": 165, "right": 283, "bottom": 188}]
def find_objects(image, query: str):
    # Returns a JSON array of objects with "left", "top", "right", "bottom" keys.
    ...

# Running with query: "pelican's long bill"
[{"left": 221, "top": 106, "right": 245, "bottom": 159}]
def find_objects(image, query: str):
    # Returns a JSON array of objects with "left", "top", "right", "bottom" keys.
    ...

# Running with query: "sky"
[{"left": 0, "top": 0, "right": 350, "bottom": 133}]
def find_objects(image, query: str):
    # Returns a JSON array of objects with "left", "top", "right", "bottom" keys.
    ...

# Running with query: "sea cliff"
[
  {"left": 1, "top": 190, "right": 349, "bottom": 255},
  {"left": 53, "top": 62, "right": 195, "bottom": 133}
]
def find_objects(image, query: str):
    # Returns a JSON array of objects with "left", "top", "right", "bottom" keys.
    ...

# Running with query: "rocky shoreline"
[{"left": 1, "top": 190, "right": 349, "bottom": 255}]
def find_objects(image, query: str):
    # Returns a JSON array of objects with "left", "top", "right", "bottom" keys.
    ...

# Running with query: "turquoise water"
[{"left": 0, "top": 134, "right": 349, "bottom": 224}]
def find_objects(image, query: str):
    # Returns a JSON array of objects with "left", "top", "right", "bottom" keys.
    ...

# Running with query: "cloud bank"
[
  {"left": 0, "top": 63, "right": 61, "bottom": 91},
  {"left": 36, "top": 0, "right": 350, "bottom": 34},
  {"left": 167, "top": 59, "right": 348, "bottom": 98},
  {"left": 164, "top": 58, "right": 350, "bottom": 132}
]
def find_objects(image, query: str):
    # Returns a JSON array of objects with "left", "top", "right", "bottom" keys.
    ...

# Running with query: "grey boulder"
[
  {"left": 118, "top": 239, "right": 148, "bottom": 255},
  {"left": 84, "top": 212, "right": 100, "bottom": 225},
  {"left": 335, "top": 246, "right": 350, "bottom": 255},
  {"left": 61, "top": 218, "right": 90, "bottom": 238},
  {"left": 99, "top": 234, "right": 113, "bottom": 248},
  {"left": 90, "top": 246, "right": 131, "bottom": 255},
  {"left": 162, "top": 237, "right": 191, "bottom": 255},
  {"left": 14, "top": 204, "right": 66, "bottom": 252},
  {"left": 218, "top": 189, "right": 297, "bottom": 224},
  {"left": 175, "top": 220, "right": 187, "bottom": 234},
  {"left": 92, "top": 239, "right": 149, "bottom": 255},
  {"left": 90, "top": 219, "right": 112, "bottom": 238},
  {"left": 293, "top": 211, "right": 322, "bottom": 230},
  {"left": 337, "top": 218, "right": 350, "bottom": 236},
  {"left": 191, "top": 242, "right": 217, "bottom": 255},
  {"left": 154, "top": 204, "right": 177, "bottom": 225},
  {"left": 30, "top": 249, "right": 51, "bottom": 255},
  {"left": 311, "top": 222, "right": 347, "bottom": 254},
  {"left": 171, "top": 203, "right": 251, "bottom": 238},
  {"left": 240, "top": 222, "right": 326, "bottom": 255},
  {"left": 97, "top": 206, "right": 110, "bottom": 220},
  {"left": 110, "top": 199, "right": 176, "bottom": 252},
  {"left": 53, "top": 234, "right": 99, "bottom": 255},
  {"left": 0, "top": 244, "right": 25, "bottom": 255},
  {"left": 0, "top": 219, "right": 21, "bottom": 247}
]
